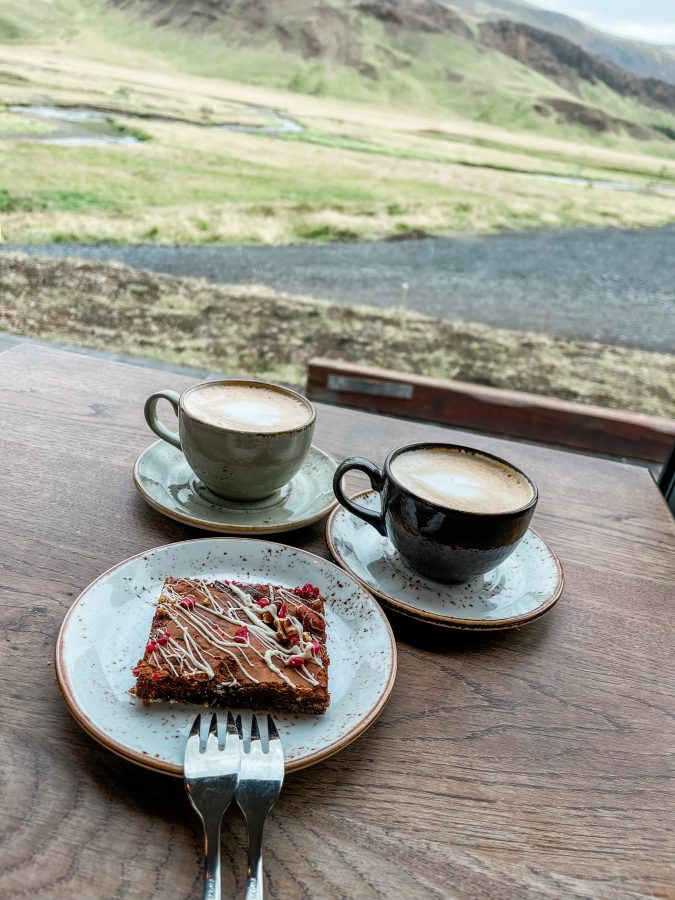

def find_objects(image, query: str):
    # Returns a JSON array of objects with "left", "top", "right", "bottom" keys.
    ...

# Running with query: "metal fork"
[
  {"left": 235, "top": 714, "right": 285, "bottom": 900},
  {"left": 184, "top": 712, "right": 241, "bottom": 900}
]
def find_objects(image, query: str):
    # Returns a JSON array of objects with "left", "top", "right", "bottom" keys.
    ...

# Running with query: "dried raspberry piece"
[
  {"left": 132, "top": 664, "right": 141, "bottom": 677},
  {"left": 151, "top": 673, "right": 161, "bottom": 682},
  {"left": 287, "top": 655, "right": 305, "bottom": 668},
  {"left": 157, "top": 630, "right": 170, "bottom": 646},
  {"left": 233, "top": 626, "right": 249, "bottom": 644},
  {"left": 180, "top": 595, "right": 196, "bottom": 610},
  {"left": 277, "top": 603, "right": 288, "bottom": 619},
  {"left": 294, "top": 583, "right": 321, "bottom": 600},
  {"left": 312, "top": 640, "right": 321, "bottom": 656},
  {"left": 146, "top": 640, "right": 158, "bottom": 654}
]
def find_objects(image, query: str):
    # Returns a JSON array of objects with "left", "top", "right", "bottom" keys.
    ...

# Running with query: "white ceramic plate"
[
  {"left": 56, "top": 538, "right": 397, "bottom": 775},
  {"left": 133, "top": 441, "right": 338, "bottom": 534},
  {"left": 326, "top": 490, "right": 563, "bottom": 630}
]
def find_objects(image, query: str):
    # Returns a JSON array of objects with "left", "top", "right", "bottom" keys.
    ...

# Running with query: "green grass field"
[{"left": 0, "top": 0, "right": 674, "bottom": 244}]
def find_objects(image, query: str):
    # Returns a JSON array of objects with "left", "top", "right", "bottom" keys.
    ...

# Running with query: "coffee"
[
  {"left": 334, "top": 442, "right": 538, "bottom": 581},
  {"left": 145, "top": 380, "right": 316, "bottom": 500},
  {"left": 390, "top": 447, "right": 533, "bottom": 514},
  {"left": 183, "top": 383, "right": 312, "bottom": 433}
]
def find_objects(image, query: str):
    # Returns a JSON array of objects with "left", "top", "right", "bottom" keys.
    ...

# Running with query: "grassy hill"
[
  {"left": 67, "top": 0, "right": 675, "bottom": 139},
  {"left": 0, "top": 0, "right": 674, "bottom": 244}
]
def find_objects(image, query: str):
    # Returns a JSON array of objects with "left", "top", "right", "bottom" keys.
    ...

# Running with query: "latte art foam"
[
  {"left": 390, "top": 448, "right": 534, "bottom": 514},
  {"left": 184, "top": 383, "right": 312, "bottom": 433}
]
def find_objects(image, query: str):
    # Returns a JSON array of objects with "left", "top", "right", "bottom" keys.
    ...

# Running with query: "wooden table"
[{"left": 1, "top": 344, "right": 673, "bottom": 899}]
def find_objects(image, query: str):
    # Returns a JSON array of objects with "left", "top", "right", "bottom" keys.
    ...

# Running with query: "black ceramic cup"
[{"left": 333, "top": 442, "right": 538, "bottom": 583}]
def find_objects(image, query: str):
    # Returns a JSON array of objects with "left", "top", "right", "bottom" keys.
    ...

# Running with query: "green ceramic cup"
[{"left": 144, "top": 380, "right": 316, "bottom": 502}]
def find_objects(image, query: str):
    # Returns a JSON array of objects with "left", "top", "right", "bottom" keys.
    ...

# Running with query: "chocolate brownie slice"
[{"left": 133, "top": 577, "right": 329, "bottom": 713}]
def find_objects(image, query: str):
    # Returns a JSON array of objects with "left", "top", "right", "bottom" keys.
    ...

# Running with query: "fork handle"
[
  {"left": 203, "top": 819, "right": 222, "bottom": 900},
  {"left": 244, "top": 819, "right": 265, "bottom": 900}
]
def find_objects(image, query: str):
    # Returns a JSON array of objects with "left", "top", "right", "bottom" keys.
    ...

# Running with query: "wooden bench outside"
[{"left": 306, "top": 358, "right": 675, "bottom": 464}]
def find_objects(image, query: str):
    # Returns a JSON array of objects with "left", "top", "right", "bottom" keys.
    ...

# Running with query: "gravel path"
[{"left": 4, "top": 226, "right": 674, "bottom": 351}]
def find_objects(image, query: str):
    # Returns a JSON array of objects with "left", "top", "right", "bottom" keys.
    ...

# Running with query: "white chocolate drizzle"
[{"left": 144, "top": 579, "right": 325, "bottom": 690}]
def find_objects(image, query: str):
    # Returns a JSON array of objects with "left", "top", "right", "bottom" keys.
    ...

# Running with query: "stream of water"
[
  {"left": 9, "top": 103, "right": 304, "bottom": 145},
  {"left": 8, "top": 103, "right": 673, "bottom": 196}
]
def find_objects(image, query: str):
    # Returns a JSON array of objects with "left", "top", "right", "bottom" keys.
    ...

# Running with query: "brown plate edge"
[
  {"left": 54, "top": 537, "right": 398, "bottom": 777},
  {"left": 325, "top": 490, "right": 564, "bottom": 631}
]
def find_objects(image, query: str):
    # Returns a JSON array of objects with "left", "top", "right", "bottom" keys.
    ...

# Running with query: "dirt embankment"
[
  {"left": 1, "top": 253, "right": 673, "bottom": 418},
  {"left": 540, "top": 98, "right": 663, "bottom": 141}
]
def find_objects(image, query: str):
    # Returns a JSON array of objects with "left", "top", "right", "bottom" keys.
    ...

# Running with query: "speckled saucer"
[
  {"left": 55, "top": 538, "right": 397, "bottom": 775},
  {"left": 133, "top": 440, "right": 338, "bottom": 534},
  {"left": 326, "top": 490, "right": 563, "bottom": 630}
]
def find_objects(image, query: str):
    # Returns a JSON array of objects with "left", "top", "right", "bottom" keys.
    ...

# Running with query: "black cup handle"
[{"left": 333, "top": 457, "right": 387, "bottom": 536}]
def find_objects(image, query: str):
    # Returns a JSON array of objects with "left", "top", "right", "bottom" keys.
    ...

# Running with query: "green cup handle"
[{"left": 144, "top": 390, "right": 182, "bottom": 450}]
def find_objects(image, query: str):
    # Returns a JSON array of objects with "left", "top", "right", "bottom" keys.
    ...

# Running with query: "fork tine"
[
  {"left": 205, "top": 712, "right": 218, "bottom": 753},
  {"left": 189, "top": 713, "right": 202, "bottom": 739},
  {"left": 225, "top": 710, "right": 239, "bottom": 748},
  {"left": 267, "top": 714, "right": 280, "bottom": 743},
  {"left": 184, "top": 714, "right": 204, "bottom": 764},
  {"left": 250, "top": 713, "right": 261, "bottom": 744}
]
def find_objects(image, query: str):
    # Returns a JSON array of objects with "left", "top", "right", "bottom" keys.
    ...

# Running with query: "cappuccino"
[
  {"left": 390, "top": 447, "right": 533, "bottom": 514},
  {"left": 183, "top": 383, "right": 312, "bottom": 433}
]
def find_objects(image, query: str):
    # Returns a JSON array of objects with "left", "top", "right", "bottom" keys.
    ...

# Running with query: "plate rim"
[
  {"left": 55, "top": 537, "right": 398, "bottom": 776},
  {"left": 133, "top": 441, "right": 339, "bottom": 534},
  {"left": 325, "top": 490, "right": 564, "bottom": 630}
]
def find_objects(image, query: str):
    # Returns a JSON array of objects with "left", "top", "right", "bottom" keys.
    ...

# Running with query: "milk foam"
[
  {"left": 184, "top": 383, "right": 311, "bottom": 433},
  {"left": 390, "top": 448, "right": 533, "bottom": 514}
]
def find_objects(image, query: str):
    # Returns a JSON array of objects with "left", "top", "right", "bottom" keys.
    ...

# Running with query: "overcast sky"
[{"left": 528, "top": 1, "right": 675, "bottom": 44}]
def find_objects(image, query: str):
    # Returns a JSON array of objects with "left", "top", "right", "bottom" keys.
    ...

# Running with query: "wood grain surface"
[{"left": 0, "top": 344, "right": 673, "bottom": 900}]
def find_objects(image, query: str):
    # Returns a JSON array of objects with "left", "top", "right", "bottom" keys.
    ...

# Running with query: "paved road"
[{"left": 5, "top": 226, "right": 675, "bottom": 351}]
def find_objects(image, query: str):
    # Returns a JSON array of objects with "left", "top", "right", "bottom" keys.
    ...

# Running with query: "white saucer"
[
  {"left": 326, "top": 490, "right": 563, "bottom": 630},
  {"left": 133, "top": 441, "right": 338, "bottom": 534},
  {"left": 55, "top": 538, "right": 397, "bottom": 775}
]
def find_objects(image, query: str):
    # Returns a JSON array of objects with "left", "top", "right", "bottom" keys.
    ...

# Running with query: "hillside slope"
[
  {"left": 96, "top": 0, "right": 675, "bottom": 147},
  {"left": 480, "top": 20, "right": 675, "bottom": 111},
  {"left": 444, "top": 0, "right": 675, "bottom": 86}
]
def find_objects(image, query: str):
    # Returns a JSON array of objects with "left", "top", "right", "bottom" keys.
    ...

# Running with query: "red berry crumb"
[
  {"left": 151, "top": 673, "right": 161, "bottom": 682},
  {"left": 287, "top": 655, "right": 305, "bottom": 668},
  {"left": 180, "top": 595, "right": 196, "bottom": 610},
  {"left": 294, "top": 583, "right": 320, "bottom": 600},
  {"left": 146, "top": 641, "right": 158, "bottom": 653},
  {"left": 233, "top": 625, "right": 249, "bottom": 644},
  {"left": 157, "top": 630, "right": 170, "bottom": 646},
  {"left": 132, "top": 665, "right": 141, "bottom": 677}
]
